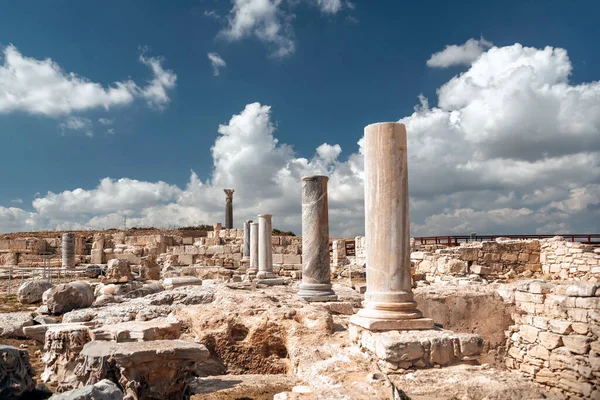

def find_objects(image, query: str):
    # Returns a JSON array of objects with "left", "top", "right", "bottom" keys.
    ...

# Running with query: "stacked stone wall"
[
  {"left": 540, "top": 237, "right": 600, "bottom": 280},
  {"left": 504, "top": 280, "right": 600, "bottom": 398},
  {"left": 161, "top": 229, "right": 303, "bottom": 268},
  {"left": 411, "top": 239, "right": 542, "bottom": 280}
]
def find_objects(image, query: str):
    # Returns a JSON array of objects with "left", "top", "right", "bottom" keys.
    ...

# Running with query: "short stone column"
[
  {"left": 257, "top": 214, "right": 277, "bottom": 279},
  {"left": 62, "top": 233, "right": 76, "bottom": 268},
  {"left": 349, "top": 122, "right": 433, "bottom": 331},
  {"left": 242, "top": 220, "right": 253, "bottom": 262},
  {"left": 224, "top": 189, "right": 234, "bottom": 229},
  {"left": 248, "top": 222, "right": 259, "bottom": 275},
  {"left": 298, "top": 176, "right": 337, "bottom": 302}
]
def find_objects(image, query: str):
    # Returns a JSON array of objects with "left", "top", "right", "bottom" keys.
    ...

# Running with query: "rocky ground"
[{"left": 0, "top": 269, "right": 560, "bottom": 400}]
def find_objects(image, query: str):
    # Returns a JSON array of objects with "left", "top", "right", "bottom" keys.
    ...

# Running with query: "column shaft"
[
  {"left": 298, "top": 176, "right": 337, "bottom": 301},
  {"left": 242, "top": 220, "right": 252, "bottom": 261},
  {"left": 248, "top": 222, "right": 259, "bottom": 274},
  {"left": 257, "top": 214, "right": 277, "bottom": 279},
  {"left": 350, "top": 122, "right": 432, "bottom": 331},
  {"left": 62, "top": 233, "right": 76, "bottom": 268}
]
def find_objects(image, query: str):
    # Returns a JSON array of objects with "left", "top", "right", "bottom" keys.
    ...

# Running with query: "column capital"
[{"left": 224, "top": 189, "right": 235, "bottom": 199}]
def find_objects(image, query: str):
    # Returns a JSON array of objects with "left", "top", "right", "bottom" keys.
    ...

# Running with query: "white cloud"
[
  {"left": 59, "top": 116, "right": 94, "bottom": 138},
  {"left": 0, "top": 45, "right": 176, "bottom": 117},
  {"left": 138, "top": 53, "right": 177, "bottom": 110},
  {"left": 106, "top": 128, "right": 115, "bottom": 135},
  {"left": 1, "top": 42, "right": 599, "bottom": 237},
  {"left": 219, "top": 0, "right": 295, "bottom": 58},
  {"left": 427, "top": 37, "right": 493, "bottom": 68},
  {"left": 10, "top": 199, "right": 23, "bottom": 204},
  {"left": 315, "top": 0, "right": 343, "bottom": 13},
  {"left": 207, "top": 53, "right": 227, "bottom": 76},
  {"left": 98, "top": 118, "right": 114, "bottom": 125}
]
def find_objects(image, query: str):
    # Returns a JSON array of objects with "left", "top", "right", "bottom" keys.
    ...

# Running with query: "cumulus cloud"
[
  {"left": 98, "top": 118, "right": 114, "bottom": 125},
  {"left": 59, "top": 116, "right": 94, "bottom": 138},
  {"left": 207, "top": 52, "right": 227, "bottom": 76},
  {"left": 216, "top": 0, "right": 350, "bottom": 58},
  {"left": 427, "top": 37, "right": 493, "bottom": 68},
  {"left": 2, "top": 42, "right": 599, "bottom": 237},
  {"left": 0, "top": 45, "right": 176, "bottom": 117}
]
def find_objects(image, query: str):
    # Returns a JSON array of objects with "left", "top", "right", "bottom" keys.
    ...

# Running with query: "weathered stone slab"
[
  {"left": 48, "top": 379, "right": 123, "bottom": 400},
  {"left": 103, "top": 259, "right": 133, "bottom": 283},
  {"left": 0, "top": 312, "right": 34, "bottom": 338},
  {"left": 74, "top": 340, "right": 209, "bottom": 399},
  {"left": 0, "top": 345, "right": 36, "bottom": 399},
  {"left": 44, "top": 281, "right": 94, "bottom": 314},
  {"left": 349, "top": 325, "right": 483, "bottom": 371},
  {"left": 90, "top": 320, "right": 180, "bottom": 342},
  {"left": 23, "top": 322, "right": 97, "bottom": 342},
  {"left": 18, "top": 280, "right": 53, "bottom": 304},
  {"left": 162, "top": 276, "right": 202, "bottom": 290}
]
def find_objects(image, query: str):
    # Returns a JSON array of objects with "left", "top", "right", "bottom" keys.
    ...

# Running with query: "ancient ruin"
[{"left": 0, "top": 121, "right": 599, "bottom": 399}]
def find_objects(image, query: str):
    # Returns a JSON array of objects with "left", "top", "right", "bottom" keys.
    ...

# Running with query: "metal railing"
[
  {"left": 0, "top": 266, "right": 91, "bottom": 296},
  {"left": 414, "top": 234, "right": 600, "bottom": 246}
]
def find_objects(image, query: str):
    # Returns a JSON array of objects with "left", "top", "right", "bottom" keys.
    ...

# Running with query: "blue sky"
[{"left": 0, "top": 0, "right": 599, "bottom": 236}]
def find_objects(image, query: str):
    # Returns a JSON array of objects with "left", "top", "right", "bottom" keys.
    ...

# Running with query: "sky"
[{"left": 0, "top": 0, "right": 599, "bottom": 237}]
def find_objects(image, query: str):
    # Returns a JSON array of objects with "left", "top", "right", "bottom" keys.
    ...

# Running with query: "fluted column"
[
  {"left": 257, "top": 214, "right": 277, "bottom": 279},
  {"left": 349, "top": 122, "right": 433, "bottom": 331},
  {"left": 242, "top": 220, "right": 252, "bottom": 262},
  {"left": 248, "top": 222, "right": 259, "bottom": 274},
  {"left": 298, "top": 176, "right": 337, "bottom": 302},
  {"left": 224, "top": 189, "right": 234, "bottom": 229}
]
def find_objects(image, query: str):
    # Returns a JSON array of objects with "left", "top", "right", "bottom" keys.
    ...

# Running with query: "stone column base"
[
  {"left": 256, "top": 271, "right": 278, "bottom": 279},
  {"left": 246, "top": 267, "right": 258, "bottom": 275},
  {"left": 349, "top": 315, "right": 434, "bottom": 331},
  {"left": 298, "top": 283, "right": 338, "bottom": 302},
  {"left": 349, "top": 324, "right": 483, "bottom": 372}
]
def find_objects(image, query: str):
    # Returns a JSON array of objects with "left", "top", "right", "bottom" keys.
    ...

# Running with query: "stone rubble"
[
  {"left": 44, "top": 281, "right": 95, "bottom": 314},
  {"left": 17, "top": 280, "right": 53, "bottom": 304}
]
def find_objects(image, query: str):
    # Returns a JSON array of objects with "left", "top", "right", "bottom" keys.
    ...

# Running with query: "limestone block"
[
  {"left": 575, "top": 297, "right": 600, "bottom": 309},
  {"left": 0, "top": 345, "right": 36, "bottom": 399},
  {"left": 140, "top": 257, "right": 160, "bottom": 281},
  {"left": 177, "top": 254, "right": 195, "bottom": 266},
  {"left": 566, "top": 282, "right": 598, "bottom": 297},
  {"left": 539, "top": 332, "right": 563, "bottom": 350},
  {"left": 470, "top": 264, "right": 492, "bottom": 275},
  {"left": 90, "top": 320, "right": 180, "bottom": 342},
  {"left": 105, "top": 259, "right": 133, "bottom": 283},
  {"left": 44, "top": 281, "right": 94, "bottom": 315},
  {"left": 17, "top": 280, "right": 53, "bottom": 304},
  {"left": 162, "top": 276, "right": 202, "bottom": 290},
  {"left": 48, "top": 379, "right": 123, "bottom": 400},
  {"left": 562, "top": 335, "right": 592, "bottom": 354},
  {"left": 571, "top": 322, "right": 589, "bottom": 335},
  {"left": 529, "top": 281, "right": 554, "bottom": 294},
  {"left": 283, "top": 254, "right": 301, "bottom": 265},
  {"left": 528, "top": 345, "right": 550, "bottom": 360},
  {"left": 23, "top": 322, "right": 97, "bottom": 342},
  {"left": 519, "top": 325, "right": 540, "bottom": 343},
  {"left": 273, "top": 254, "right": 284, "bottom": 264},
  {"left": 90, "top": 249, "right": 104, "bottom": 264},
  {"left": 74, "top": 340, "right": 209, "bottom": 400},
  {"left": 515, "top": 291, "right": 545, "bottom": 304},
  {"left": 548, "top": 319, "right": 572, "bottom": 334}
]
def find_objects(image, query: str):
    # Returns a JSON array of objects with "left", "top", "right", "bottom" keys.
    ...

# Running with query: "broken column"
[
  {"left": 242, "top": 219, "right": 253, "bottom": 262},
  {"left": 224, "top": 189, "right": 235, "bottom": 229},
  {"left": 349, "top": 122, "right": 433, "bottom": 331},
  {"left": 298, "top": 176, "right": 337, "bottom": 302},
  {"left": 257, "top": 214, "right": 277, "bottom": 279},
  {"left": 248, "top": 222, "right": 259, "bottom": 275},
  {"left": 62, "top": 233, "right": 76, "bottom": 268},
  {"left": 90, "top": 233, "right": 104, "bottom": 264}
]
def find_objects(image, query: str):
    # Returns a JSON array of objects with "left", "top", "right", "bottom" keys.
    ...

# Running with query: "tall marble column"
[
  {"left": 349, "top": 122, "right": 433, "bottom": 331},
  {"left": 224, "top": 189, "right": 234, "bottom": 229},
  {"left": 257, "top": 214, "right": 277, "bottom": 279},
  {"left": 298, "top": 176, "right": 337, "bottom": 302},
  {"left": 248, "top": 222, "right": 259, "bottom": 275},
  {"left": 242, "top": 220, "right": 253, "bottom": 262}
]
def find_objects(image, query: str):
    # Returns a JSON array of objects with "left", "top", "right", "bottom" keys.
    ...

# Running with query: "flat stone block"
[
  {"left": 163, "top": 276, "right": 202, "bottom": 290},
  {"left": 255, "top": 278, "right": 285, "bottom": 286},
  {"left": 90, "top": 320, "right": 180, "bottom": 342},
  {"left": 349, "top": 315, "right": 434, "bottom": 331}
]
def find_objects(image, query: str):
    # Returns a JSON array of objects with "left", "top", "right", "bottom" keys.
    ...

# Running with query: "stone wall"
[
  {"left": 160, "top": 229, "right": 303, "bottom": 268},
  {"left": 411, "top": 238, "right": 542, "bottom": 280},
  {"left": 540, "top": 237, "right": 600, "bottom": 280},
  {"left": 503, "top": 280, "right": 599, "bottom": 398}
]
